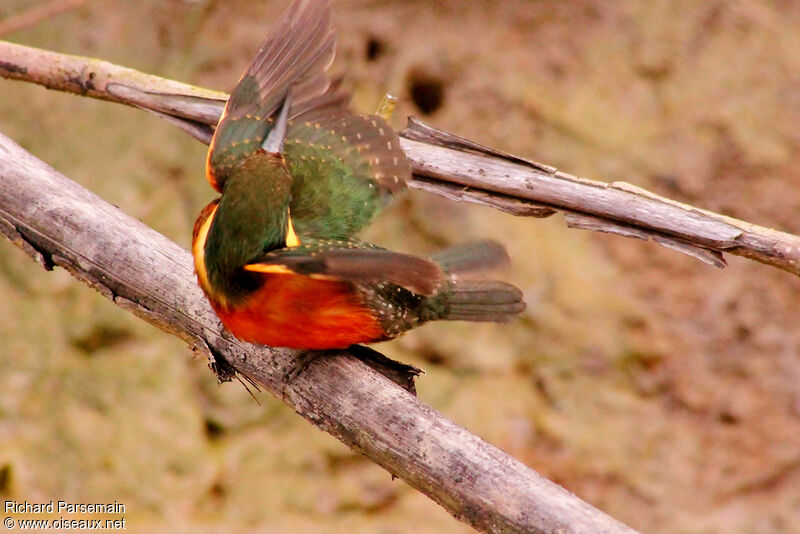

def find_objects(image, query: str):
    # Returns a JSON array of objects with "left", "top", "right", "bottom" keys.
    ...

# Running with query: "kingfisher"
[{"left": 191, "top": 0, "right": 526, "bottom": 350}]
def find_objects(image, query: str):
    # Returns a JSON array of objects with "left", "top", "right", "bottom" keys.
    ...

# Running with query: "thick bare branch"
[
  {"left": 399, "top": 118, "right": 800, "bottom": 276},
  {"left": 0, "top": 132, "right": 640, "bottom": 533},
  {"left": 2, "top": 40, "right": 798, "bottom": 277}
]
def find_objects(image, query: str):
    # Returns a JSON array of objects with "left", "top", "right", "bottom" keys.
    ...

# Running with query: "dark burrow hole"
[
  {"left": 204, "top": 418, "right": 225, "bottom": 440},
  {"left": 208, "top": 480, "right": 226, "bottom": 500},
  {"left": 717, "top": 411, "right": 740, "bottom": 425},
  {"left": 407, "top": 69, "right": 446, "bottom": 115},
  {"left": 365, "top": 36, "right": 385, "bottom": 61},
  {"left": 0, "top": 464, "right": 12, "bottom": 493}
]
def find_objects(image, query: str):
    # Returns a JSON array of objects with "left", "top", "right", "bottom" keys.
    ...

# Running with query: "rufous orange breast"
[{"left": 212, "top": 272, "right": 386, "bottom": 349}]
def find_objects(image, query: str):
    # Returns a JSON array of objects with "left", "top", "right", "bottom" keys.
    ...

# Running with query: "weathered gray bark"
[
  {"left": 2, "top": 39, "right": 799, "bottom": 277},
  {"left": 0, "top": 132, "right": 640, "bottom": 533}
]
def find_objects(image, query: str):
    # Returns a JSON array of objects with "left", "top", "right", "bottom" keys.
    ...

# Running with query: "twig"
[
  {"left": 2, "top": 40, "right": 799, "bottom": 277},
  {"left": 0, "top": 131, "right": 640, "bottom": 534},
  {"left": 0, "top": 0, "right": 95, "bottom": 38}
]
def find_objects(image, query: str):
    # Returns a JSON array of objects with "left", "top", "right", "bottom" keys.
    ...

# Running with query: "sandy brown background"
[{"left": 2, "top": 1, "right": 800, "bottom": 532}]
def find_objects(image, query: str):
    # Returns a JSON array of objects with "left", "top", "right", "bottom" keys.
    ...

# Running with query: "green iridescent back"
[{"left": 285, "top": 108, "right": 410, "bottom": 238}]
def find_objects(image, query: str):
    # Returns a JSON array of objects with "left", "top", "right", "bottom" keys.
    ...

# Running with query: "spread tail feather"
[
  {"left": 439, "top": 280, "right": 526, "bottom": 322},
  {"left": 431, "top": 240, "right": 510, "bottom": 275}
]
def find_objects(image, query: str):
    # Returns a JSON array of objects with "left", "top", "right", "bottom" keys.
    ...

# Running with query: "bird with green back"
[{"left": 192, "top": 0, "right": 526, "bottom": 349}]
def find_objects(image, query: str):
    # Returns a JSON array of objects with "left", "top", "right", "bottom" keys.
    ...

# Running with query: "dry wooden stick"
[
  {"left": 0, "top": 0, "right": 95, "bottom": 38},
  {"left": 0, "top": 132, "right": 639, "bottom": 534},
  {"left": 2, "top": 40, "right": 799, "bottom": 277}
]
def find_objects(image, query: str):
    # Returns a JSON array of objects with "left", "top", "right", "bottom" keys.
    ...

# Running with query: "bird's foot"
[{"left": 282, "top": 349, "right": 337, "bottom": 384}]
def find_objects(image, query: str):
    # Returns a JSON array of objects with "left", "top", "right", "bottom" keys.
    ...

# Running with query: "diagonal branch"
[
  {"left": 0, "top": 131, "right": 639, "bottom": 534},
  {"left": 2, "top": 40, "right": 799, "bottom": 277}
]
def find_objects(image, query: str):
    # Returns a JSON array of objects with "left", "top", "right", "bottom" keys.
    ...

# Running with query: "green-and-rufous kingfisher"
[{"left": 191, "top": 0, "right": 526, "bottom": 349}]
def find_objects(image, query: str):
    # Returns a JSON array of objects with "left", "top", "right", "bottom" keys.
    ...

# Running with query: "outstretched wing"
[
  {"left": 244, "top": 239, "right": 444, "bottom": 296},
  {"left": 206, "top": 0, "right": 341, "bottom": 191},
  {"left": 206, "top": 0, "right": 412, "bottom": 238}
]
